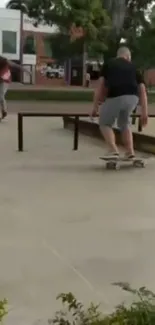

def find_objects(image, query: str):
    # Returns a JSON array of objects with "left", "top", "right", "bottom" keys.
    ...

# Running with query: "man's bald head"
[{"left": 117, "top": 47, "right": 131, "bottom": 61}]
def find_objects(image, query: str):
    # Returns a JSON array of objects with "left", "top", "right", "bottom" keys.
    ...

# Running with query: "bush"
[
  {"left": 51, "top": 283, "right": 155, "bottom": 325},
  {"left": 6, "top": 89, "right": 155, "bottom": 102},
  {"left": 0, "top": 299, "right": 7, "bottom": 323},
  {"left": 6, "top": 90, "right": 93, "bottom": 102},
  {"left": 147, "top": 93, "right": 155, "bottom": 103}
]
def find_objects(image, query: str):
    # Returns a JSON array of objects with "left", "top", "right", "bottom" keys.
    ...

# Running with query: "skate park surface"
[{"left": 1, "top": 108, "right": 155, "bottom": 324}]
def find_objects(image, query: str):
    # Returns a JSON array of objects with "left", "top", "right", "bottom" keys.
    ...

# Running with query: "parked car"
[{"left": 48, "top": 67, "right": 65, "bottom": 79}]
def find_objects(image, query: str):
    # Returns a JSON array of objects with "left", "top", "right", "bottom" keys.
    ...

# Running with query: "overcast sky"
[{"left": 0, "top": 0, "right": 7, "bottom": 7}]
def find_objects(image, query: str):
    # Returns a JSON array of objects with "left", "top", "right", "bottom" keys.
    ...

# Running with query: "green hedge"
[
  {"left": 6, "top": 89, "right": 93, "bottom": 101},
  {"left": 147, "top": 92, "right": 155, "bottom": 103},
  {"left": 6, "top": 89, "right": 155, "bottom": 103}
]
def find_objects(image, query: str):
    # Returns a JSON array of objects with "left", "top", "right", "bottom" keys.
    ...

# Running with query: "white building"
[{"left": 0, "top": 8, "right": 60, "bottom": 85}]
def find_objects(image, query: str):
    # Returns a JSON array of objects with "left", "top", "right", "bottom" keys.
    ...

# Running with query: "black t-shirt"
[{"left": 100, "top": 58, "right": 144, "bottom": 98}]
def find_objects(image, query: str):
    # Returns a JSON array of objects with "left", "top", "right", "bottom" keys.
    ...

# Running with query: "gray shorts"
[{"left": 99, "top": 95, "right": 139, "bottom": 130}]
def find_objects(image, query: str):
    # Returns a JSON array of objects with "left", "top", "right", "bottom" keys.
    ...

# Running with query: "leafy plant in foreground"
[
  {"left": 0, "top": 299, "right": 7, "bottom": 323},
  {"left": 52, "top": 283, "right": 155, "bottom": 325}
]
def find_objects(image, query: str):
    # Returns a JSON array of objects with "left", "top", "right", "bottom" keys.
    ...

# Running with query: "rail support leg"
[
  {"left": 132, "top": 107, "right": 137, "bottom": 125},
  {"left": 138, "top": 117, "right": 142, "bottom": 132},
  {"left": 73, "top": 116, "right": 79, "bottom": 150},
  {"left": 18, "top": 113, "right": 23, "bottom": 152}
]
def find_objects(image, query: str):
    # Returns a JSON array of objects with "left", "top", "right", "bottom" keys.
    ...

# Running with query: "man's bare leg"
[
  {"left": 100, "top": 126, "right": 119, "bottom": 154},
  {"left": 121, "top": 126, "right": 135, "bottom": 156}
]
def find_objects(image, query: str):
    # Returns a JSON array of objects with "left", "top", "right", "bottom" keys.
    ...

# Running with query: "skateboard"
[{"left": 100, "top": 156, "right": 146, "bottom": 170}]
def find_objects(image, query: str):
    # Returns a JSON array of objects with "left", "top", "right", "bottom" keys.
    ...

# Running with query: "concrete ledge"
[{"left": 63, "top": 116, "right": 155, "bottom": 155}]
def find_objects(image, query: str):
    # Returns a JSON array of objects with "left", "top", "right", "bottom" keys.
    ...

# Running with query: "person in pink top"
[{"left": 0, "top": 56, "right": 31, "bottom": 120}]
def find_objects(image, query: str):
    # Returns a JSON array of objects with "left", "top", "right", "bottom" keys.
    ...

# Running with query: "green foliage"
[
  {"left": 52, "top": 284, "right": 155, "bottom": 325},
  {"left": 0, "top": 299, "right": 8, "bottom": 323},
  {"left": 28, "top": 0, "right": 111, "bottom": 57},
  {"left": 131, "top": 28, "right": 155, "bottom": 69},
  {"left": 123, "top": 0, "right": 152, "bottom": 34},
  {"left": 103, "top": 0, "right": 153, "bottom": 61},
  {"left": 121, "top": 3, "right": 155, "bottom": 69},
  {"left": 50, "top": 34, "right": 83, "bottom": 62}
]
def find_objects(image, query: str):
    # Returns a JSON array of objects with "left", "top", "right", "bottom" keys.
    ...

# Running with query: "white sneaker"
[
  {"left": 124, "top": 153, "right": 135, "bottom": 160},
  {"left": 104, "top": 152, "right": 119, "bottom": 159}
]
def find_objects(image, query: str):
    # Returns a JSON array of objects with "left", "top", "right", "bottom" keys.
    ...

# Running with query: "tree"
[
  {"left": 149, "top": 4, "right": 155, "bottom": 28},
  {"left": 49, "top": 33, "right": 83, "bottom": 63},
  {"left": 103, "top": 0, "right": 153, "bottom": 36},
  {"left": 103, "top": 0, "right": 153, "bottom": 61},
  {"left": 128, "top": 4, "right": 155, "bottom": 69},
  {"left": 28, "top": 0, "right": 111, "bottom": 57}
]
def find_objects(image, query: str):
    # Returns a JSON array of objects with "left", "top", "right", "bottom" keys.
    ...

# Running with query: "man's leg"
[
  {"left": 117, "top": 95, "right": 139, "bottom": 157},
  {"left": 122, "top": 126, "right": 135, "bottom": 157},
  {"left": 99, "top": 98, "right": 120, "bottom": 155},
  {"left": 100, "top": 126, "right": 119, "bottom": 154}
]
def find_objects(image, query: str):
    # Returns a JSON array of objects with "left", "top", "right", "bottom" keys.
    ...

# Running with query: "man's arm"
[
  {"left": 138, "top": 83, "right": 148, "bottom": 115},
  {"left": 8, "top": 60, "right": 31, "bottom": 75},
  {"left": 0, "top": 55, "right": 20, "bottom": 69},
  {"left": 93, "top": 77, "right": 105, "bottom": 110},
  {"left": 8, "top": 60, "right": 21, "bottom": 69},
  {"left": 136, "top": 70, "right": 148, "bottom": 126}
]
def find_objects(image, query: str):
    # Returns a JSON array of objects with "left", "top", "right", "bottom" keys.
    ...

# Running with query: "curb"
[{"left": 63, "top": 116, "right": 155, "bottom": 155}]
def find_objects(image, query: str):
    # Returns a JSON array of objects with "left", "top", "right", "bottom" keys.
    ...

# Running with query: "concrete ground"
[{"left": 0, "top": 114, "right": 155, "bottom": 325}]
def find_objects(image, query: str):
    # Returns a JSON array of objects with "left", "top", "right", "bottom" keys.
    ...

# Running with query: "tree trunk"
[
  {"left": 104, "top": 0, "right": 127, "bottom": 34},
  {"left": 20, "top": 8, "right": 24, "bottom": 82}
]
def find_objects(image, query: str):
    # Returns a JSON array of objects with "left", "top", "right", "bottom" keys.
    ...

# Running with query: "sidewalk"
[{"left": 0, "top": 115, "right": 155, "bottom": 324}]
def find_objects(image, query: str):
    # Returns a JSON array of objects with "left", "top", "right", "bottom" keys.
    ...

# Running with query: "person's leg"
[
  {"left": 122, "top": 127, "right": 135, "bottom": 157},
  {"left": 119, "top": 115, "right": 135, "bottom": 157},
  {"left": 100, "top": 126, "right": 119, "bottom": 154},
  {"left": 117, "top": 95, "right": 139, "bottom": 157},
  {"left": 99, "top": 98, "right": 120, "bottom": 155},
  {"left": 0, "top": 82, "right": 8, "bottom": 119}
]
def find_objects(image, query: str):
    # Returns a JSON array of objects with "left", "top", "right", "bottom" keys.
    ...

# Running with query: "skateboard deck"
[{"left": 100, "top": 156, "right": 146, "bottom": 170}]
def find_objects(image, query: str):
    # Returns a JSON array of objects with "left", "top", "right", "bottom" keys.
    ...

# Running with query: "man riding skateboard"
[{"left": 90, "top": 47, "right": 148, "bottom": 158}]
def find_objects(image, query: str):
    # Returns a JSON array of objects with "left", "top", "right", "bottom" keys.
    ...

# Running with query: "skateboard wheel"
[
  {"left": 106, "top": 162, "right": 112, "bottom": 169},
  {"left": 133, "top": 160, "right": 145, "bottom": 168},
  {"left": 106, "top": 162, "right": 120, "bottom": 170},
  {"left": 106, "top": 162, "right": 113, "bottom": 169},
  {"left": 115, "top": 163, "right": 120, "bottom": 170}
]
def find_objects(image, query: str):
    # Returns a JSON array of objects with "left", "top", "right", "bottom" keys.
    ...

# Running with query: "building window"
[
  {"left": 2, "top": 31, "right": 17, "bottom": 54},
  {"left": 43, "top": 36, "right": 53, "bottom": 57},
  {"left": 23, "top": 35, "right": 36, "bottom": 55}
]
